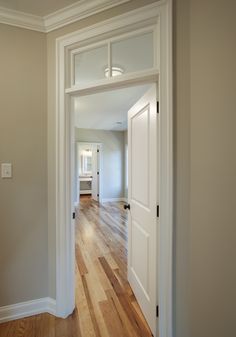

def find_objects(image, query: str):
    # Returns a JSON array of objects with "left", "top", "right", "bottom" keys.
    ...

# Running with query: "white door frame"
[{"left": 55, "top": 1, "right": 173, "bottom": 336}]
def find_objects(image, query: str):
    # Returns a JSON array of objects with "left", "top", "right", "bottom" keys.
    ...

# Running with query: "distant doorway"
[{"left": 76, "top": 142, "right": 101, "bottom": 203}]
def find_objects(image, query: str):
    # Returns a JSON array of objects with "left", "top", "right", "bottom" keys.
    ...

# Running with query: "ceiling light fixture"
[
  {"left": 104, "top": 66, "right": 124, "bottom": 78},
  {"left": 82, "top": 149, "right": 92, "bottom": 156}
]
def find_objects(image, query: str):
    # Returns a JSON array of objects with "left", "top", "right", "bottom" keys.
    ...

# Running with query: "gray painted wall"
[
  {"left": 75, "top": 128, "right": 126, "bottom": 200},
  {"left": 174, "top": 1, "right": 236, "bottom": 336},
  {"left": 0, "top": 25, "right": 47, "bottom": 306}
]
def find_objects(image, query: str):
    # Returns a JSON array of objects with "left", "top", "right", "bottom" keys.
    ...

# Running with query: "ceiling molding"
[
  {"left": 44, "top": 0, "right": 131, "bottom": 32},
  {"left": 0, "top": 6, "right": 45, "bottom": 32},
  {"left": 0, "top": 0, "right": 131, "bottom": 33}
]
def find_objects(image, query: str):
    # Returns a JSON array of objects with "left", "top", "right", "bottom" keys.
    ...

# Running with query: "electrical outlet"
[{"left": 1, "top": 163, "right": 12, "bottom": 178}]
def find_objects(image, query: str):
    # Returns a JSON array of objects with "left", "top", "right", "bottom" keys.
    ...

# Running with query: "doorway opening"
[
  {"left": 55, "top": 3, "right": 173, "bottom": 337},
  {"left": 74, "top": 84, "right": 151, "bottom": 205},
  {"left": 72, "top": 82, "right": 158, "bottom": 336}
]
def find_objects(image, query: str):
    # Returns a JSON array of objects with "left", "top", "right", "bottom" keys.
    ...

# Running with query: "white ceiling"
[
  {"left": 73, "top": 84, "right": 151, "bottom": 131},
  {"left": 0, "top": 0, "right": 79, "bottom": 16}
]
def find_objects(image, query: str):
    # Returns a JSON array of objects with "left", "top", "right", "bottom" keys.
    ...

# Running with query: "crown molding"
[
  {"left": 0, "top": 0, "right": 131, "bottom": 33},
  {"left": 44, "top": 0, "right": 131, "bottom": 32},
  {"left": 0, "top": 6, "right": 45, "bottom": 32}
]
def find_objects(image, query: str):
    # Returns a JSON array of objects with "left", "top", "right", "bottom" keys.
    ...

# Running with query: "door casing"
[{"left": 55, "top": 2, "right": 173, "bottom": 336}]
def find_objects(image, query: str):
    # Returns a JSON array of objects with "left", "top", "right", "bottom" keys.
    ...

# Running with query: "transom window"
[{"left": 69, "top": 27, "right": 158, "bottom": 88}]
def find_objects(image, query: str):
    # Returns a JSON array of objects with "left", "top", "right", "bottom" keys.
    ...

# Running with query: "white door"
[
  {"left": 91, "top": 144, "right": 99, "bottom": 201},
  {"left": 96, "top": 146, "right": 101, "bottom": 201},
  {"left": 127, "top": 84, "right": 159, "bottom": 336}
]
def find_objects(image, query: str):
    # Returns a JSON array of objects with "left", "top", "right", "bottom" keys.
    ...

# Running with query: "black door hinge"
[
  {"left": 156, "top": 305, "right": 159, "bottom": 317},
  {"left": 157, "top": 101, "right": 159, "bottom": 113},
  {"left": 97, "top": 194, "right": 99, "bottom": 197},
  {"left": 97, "top": 149, "right": 99, "bottom": 153},
  {"left": 72, "top": 212, "right": 75, "bottom": 219},
  {"left": 157, "top": 205, "right": 159, "bottom": 218},
  {"left": 97, "top": 171, "right": 99, "bottom": 175}
]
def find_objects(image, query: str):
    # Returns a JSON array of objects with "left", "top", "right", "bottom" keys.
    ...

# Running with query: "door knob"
[{"left": 124, "top": 204, "right": 130, "bottom": 210}]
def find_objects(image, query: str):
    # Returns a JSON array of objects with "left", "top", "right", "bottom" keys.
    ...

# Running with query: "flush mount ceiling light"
[
  {"left": 104, "top": 66, "right": 124, "bottom": 78},
  {"left": 82, "top": 149, "right": 92, "bottom": 156}
]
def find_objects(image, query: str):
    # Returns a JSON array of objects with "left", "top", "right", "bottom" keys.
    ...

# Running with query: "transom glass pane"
[
  {"left": 111, "top": 32, "right": 154, "bottom": 77},
  {"left": 73, "top": 32, "right": 154, "bottom": 86},
  {"left": 74, "top": 44, "right": 108, "bottom": 85}
]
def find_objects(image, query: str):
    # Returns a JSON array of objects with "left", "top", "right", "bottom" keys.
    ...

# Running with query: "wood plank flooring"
[{"left": 0, "top": 196, "right": 153, "bottom": 337}]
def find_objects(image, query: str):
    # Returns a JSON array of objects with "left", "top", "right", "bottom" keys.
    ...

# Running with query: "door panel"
[
  {"left": 131, "top": 106, "right": 149, "bottom": 207},
  {"left": 128, "top": 84, "right": 158, "bottom": 336},
  {"left": 132, "top": 220, "right": 149, "bottom": 294}
]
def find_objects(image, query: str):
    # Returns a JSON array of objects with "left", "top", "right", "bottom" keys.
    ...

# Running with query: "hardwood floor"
[{"left": 0, "top": 197, "right": 153, "bottom": 337}]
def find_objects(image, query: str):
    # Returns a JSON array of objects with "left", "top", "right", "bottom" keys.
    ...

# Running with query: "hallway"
[
  {"left": 74, "top": 197, "right": 153, "bottom": 337},
  {"left": 0, "top": 198, "right": 152, "bottom": 337}
]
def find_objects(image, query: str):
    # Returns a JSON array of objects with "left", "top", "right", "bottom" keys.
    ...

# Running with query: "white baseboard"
[
  {"left": 0, "top": 297, "right": 56, "bottom": 323},
  {"left": 101, "top": 197, "right": 127, "bottom": 203}
]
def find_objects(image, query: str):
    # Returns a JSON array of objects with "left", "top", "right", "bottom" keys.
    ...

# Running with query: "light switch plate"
[{"left": 1, "top": 163, "right": 12, "bottom": 178}]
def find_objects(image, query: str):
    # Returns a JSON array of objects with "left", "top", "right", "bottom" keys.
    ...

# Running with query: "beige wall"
[
  {"left": 174, "top": 1, "right": 236, "bottom": 336},
  {"left": 173, "top": 0, "right": 191, "bottom": 335},
  {"left": 189, "top": 1, "right": 236, "bottom": 336},
  {"left": 0, "top": 24, "right": 48, "bottom": 305}
]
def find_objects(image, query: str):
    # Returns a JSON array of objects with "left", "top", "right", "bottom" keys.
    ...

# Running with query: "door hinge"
[
  {"left": 97, "top": 149, "right": 99, "bottom": 153},
  {"left": 156, "top": 305, "right": 159, "bottom": 317},
  {"left": 157, "top": 205, "right": 159, "bottom": 218},
  {"left": 97, "top": 171, "right": 99, "bottom": 175},
  {"left": 72, "top": 212, "right": 75, "bottom": 219},
  {"left": 97, "top": 194, "right": 99, "bottom": 197},
  {"left": 157, "top": 101, "right": 159, "bottom": 113}
]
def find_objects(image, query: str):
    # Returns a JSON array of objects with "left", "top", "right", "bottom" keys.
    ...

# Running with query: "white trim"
[
  {"left": 101, "top": 197, "right": 127, "bottom": 203},
  {"left": 56, "top": 2, "right": 163, "bottom": 46},
  {"left": 66, "top": 69, "right": 159, "bottom": 96},
  {"left": 70, "top": 24, "right": 156, "bottom": 56},
  {"left": 0, "top": 298, "right": 56, "bottom": 323},
  {"left": 0, "top": 0, "right": 131, "bottom": 33},
  {"left": 44, "top": 0, "right": 131, "bottom": 32},
  {"left": 70, "top": 24, "right": 157, "bottom": 87},
  {"left": 0, "top": 6, "right": 45, "bottom": 32},
  {"left": 55, "top": 2, "right": 173, "bottom": 336}
]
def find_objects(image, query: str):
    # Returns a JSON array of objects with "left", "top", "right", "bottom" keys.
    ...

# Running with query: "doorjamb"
[{"left": 55, "top": 2, "right": 173, "bottom": 336}]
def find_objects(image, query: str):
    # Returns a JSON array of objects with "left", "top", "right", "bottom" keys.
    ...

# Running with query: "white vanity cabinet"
[{"left": 79, "top": 176, "right": 92, "bottom": 194}]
